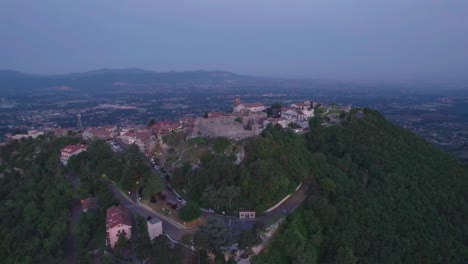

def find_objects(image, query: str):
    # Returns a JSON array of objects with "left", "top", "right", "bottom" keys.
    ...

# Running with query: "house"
[
  {"left": 82, "top": 127, "right": 117, "bottom": 140},
  {"left": 147, "top": 217, "right": 163, "bottom": 240},
  {"left": 81, "top": 197, "right": 98, "bottom": 212},
  {"left": 60, "top": 144, "right": 87, "bottom": 166},
  {"left": 233, "top": 98, "right": 265, "bottom": 113},
  {"left": 120, "top": 131, "right": 137, "bottom": 145},
  {"left": 239, "top": 210, "right": 256, "bottom": 219},
  {"left": 106, "top": 205, "right": 132, "bottom": 248},
  {"left": 53, "top": 128, "right": 74, "bottom": 137},
  {"left": 150, "top": 121, "right": 182, "bottom": 135},
  {"left": 134, "top": 131, "right": 156, "bottom": 153},
  {"left": 263, "top": 117, "right": 288, "bottom": 128},
  {"left": 119, "top": 131, "right": 156, "bottom": 153},
  {"left": 283, "top": 109, "right": 309, "bottom": 123},
  {"left": 6, "top": 130, "right": 44, "bottom": 141}
]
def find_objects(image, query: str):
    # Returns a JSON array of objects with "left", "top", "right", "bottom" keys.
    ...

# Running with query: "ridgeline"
[{"left": 254, "top": 109, "right": 467, "bottom": 263}]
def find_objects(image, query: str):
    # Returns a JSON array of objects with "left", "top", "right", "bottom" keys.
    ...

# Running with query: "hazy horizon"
[{"left": 1, "top": 0, "right": 467, "bottom": 84}]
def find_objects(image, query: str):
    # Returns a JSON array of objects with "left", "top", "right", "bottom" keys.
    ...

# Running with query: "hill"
[
  {"left": 254, "top": 109, "right": 467, "bottom": 263},
  {"left": 0, "top": 68, "right": 250, "bottom": 95}
]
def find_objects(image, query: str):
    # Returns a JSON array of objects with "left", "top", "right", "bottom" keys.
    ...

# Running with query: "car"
[{"left": 176, "top": 197, "right": 187, "bottom": 205}]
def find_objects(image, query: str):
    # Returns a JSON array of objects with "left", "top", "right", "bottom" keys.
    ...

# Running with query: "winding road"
[
  {"left": 107, "top": 176, "right": 308, "bottom": 241},
  {"left": 108, "top": 139, "right": 309, "bottom": 241}
]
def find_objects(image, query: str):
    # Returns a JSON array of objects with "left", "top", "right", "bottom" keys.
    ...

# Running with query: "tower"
[
  {"left": 77, "top": 113, "right": 83, "bottom": 130},
  {"left": 234, "top": 97, "right": 241, "bottom": 107},
  {"left": 233, "top": 97, "right": 241, "bottom": 113}
]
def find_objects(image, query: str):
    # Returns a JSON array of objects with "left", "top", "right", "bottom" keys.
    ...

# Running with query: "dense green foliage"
[
  {"left": 179, "top": 201, "right": 202, "bottom": 222},
  {"left": 0, "top": 137, "right": 78, "bottom": 263},
  {"left": 254, "top": 109, "right": 468, "bottom": 263},
  {"left": 193, "top": 217, "right": 234, "bottom": 253},
  {"left": 172, "top": 126, "right": 313, "bottom": 212},
  {"left": 68, "top": 141, "right": 162, "bottom": 195},
  {"left": 68, "top": 140, "right": 162, "bottom": 262}
]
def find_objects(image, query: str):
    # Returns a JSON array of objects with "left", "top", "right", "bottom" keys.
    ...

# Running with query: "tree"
[
  {"left": 203, "top": 112, "right": 209, "bottom": 118},
  {"left": 148, "top": 118, "right": 156, "bottom": 127},
  {"left": 116, "top": 232, "right": 128, "bottom": 249},
  {"left": 336, "top": 245, "right": 358, "bottom": 264},
  {"left": 222, "top": 185, "right": 240, "bottom": 212},
  {"left": 271, "top": 102, "right": 282, "bottom": 108},
  {"left": 238, "top": 230, "right": 261, "bottom": 250},
  {"left": 179, "top": 202, "right": 201, "bottom": 222},
  {"left": 309, "top": 116, "right": 322, "bottom": 129},
  {"left": 202, "top": 186, "right": 226, "bottom": 212},
  {"left": 194, "top": 217, "right": 233, "bottom": 252},
  {"left": 339, "top": 111, "right": 346, "bottom": 119}
]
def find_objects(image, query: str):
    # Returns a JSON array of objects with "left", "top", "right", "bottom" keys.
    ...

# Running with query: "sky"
[{"left": 1, "top": 0, "right": 467, "bottom": 83}]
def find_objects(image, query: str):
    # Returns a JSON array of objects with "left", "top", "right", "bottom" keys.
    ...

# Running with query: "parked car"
[{"left": 176, "top": 197, "right": 187, "bottom": 205}]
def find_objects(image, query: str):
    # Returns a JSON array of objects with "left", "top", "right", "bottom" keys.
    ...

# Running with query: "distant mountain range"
[
  {"left": 0, "top": 68, "right": 244, "bottom": 79},
  {"left": 0, "top": 68, "right": 255, "bottom": 95}
]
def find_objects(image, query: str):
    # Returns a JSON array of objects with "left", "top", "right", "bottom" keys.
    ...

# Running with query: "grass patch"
[{"left": 142, "top": 173, "right": 164, "bottom": 200}]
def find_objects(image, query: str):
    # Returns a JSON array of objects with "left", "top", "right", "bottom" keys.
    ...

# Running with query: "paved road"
[
  {"left": 108, "top": 175, "right": 308, "bottom": 241},
  {"left": 206, "top": 183, "right": 309, "bottom": 235},
  {"left": 108, "top": 139, "right": 309, "bottom": 241},
  {"left": 106, "top": 180, "right": 194, "bottom": 241}
]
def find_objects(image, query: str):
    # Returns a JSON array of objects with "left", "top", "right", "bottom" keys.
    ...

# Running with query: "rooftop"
[
  {"left": 61, "top": 144, "right": 86, "bottom": 154},
  {"left": 147, "top": 217, "right": 162, "bottom": 224},
  {"left": 106, "top": 205, "right": 132, "bottom": 230}
]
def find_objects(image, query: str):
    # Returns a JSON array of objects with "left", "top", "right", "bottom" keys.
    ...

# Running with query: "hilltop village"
[
  {"left": 5, "top": 97, "right": 350, "bottom": 154},
  {"left": 3, "top": 97, "right": 354, "bottom": 263},
  {"left": 2, "top": 98, "right": 466, "bottom": 264}
]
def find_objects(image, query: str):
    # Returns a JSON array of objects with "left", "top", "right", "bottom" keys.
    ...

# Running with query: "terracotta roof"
[
  {"left": 61, "top": 144, "right": 86, "bottom": 154},
  {"left": 135, "top": 131, "right": 154, "bottom": 141},
  {"left": 122, "top": 131, "right": 136, "bottom": 137},
  {"left": 87, "top": 128, "right": 113, "bottom": 139},
  {"left": 106, "top": 205, "right": 132, "bottom": 230},
  {"left": 243, "top": 102, "right": 264, "bottom": 108},
  {"left": 81, "top": 197, "right": 97, "bottom": 211}
]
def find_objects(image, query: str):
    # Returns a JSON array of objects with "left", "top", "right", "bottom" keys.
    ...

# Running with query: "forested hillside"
[
  {"left": 171, "top": 126, "right": 313, "bottom": 212},
  {"left": 254, "top": 109, "right": 467, "bottom": 263},
  {"left": 0, "top": 137, "right": 78, "bottom": 263}
]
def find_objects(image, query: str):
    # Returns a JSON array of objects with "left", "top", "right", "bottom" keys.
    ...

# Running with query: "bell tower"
[{"left": 234, "top": 97, "right": 241, "bottom": 107}]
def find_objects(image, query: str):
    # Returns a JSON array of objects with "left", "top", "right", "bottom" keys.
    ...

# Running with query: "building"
[
  {"left": 60, "top": 144, "right": 87, "bottom": 166},
  {"left": 6, "top": 130, "right": 44, "bottom": 141},
  {"left": 53, "top": 128, "right": 74, "bottom": 137},
  {"left": 147, "top": 217, "right": 163, "bottom": 240},
  {"left": 82, "top": 127, "right": 118, "bottom": 140},
  {"left": 233, "top": 98, "right": 265, "bottom": 113},
  {"left": 239, "top": 210, "right": 256, "bottom": 219},
  {"left": 81, "top": 197, "right": 98, "bottom": 213},
  {"left": 267, "top": 107, "right": 282, "bottom": 118},
  {"left": 106, "top": 205, "right": 132, "bottom": 248},
  {"left": 263, "top": 117, "right": 288, "bottom": 128}
]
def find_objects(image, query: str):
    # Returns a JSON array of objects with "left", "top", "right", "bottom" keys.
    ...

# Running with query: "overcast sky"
[{"left": 1, "top": 0, "right": 467, "bottom": 82}]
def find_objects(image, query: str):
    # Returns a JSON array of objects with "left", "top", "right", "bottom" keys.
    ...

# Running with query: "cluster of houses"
[
  {"left": 79, "top": 120, "right": 185, "bottom": 154},
  {"left": 232, "top": 97, "right": 316, "bottom": 130},
  {"left": 5, "top": 129, "right": 44, "bottom": 141},
  {"left": 6, "top": 97, "right": 325, "bottom": 154},
  {"left": 59, "top": 145, "right": 163, "bottom": 249}
]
